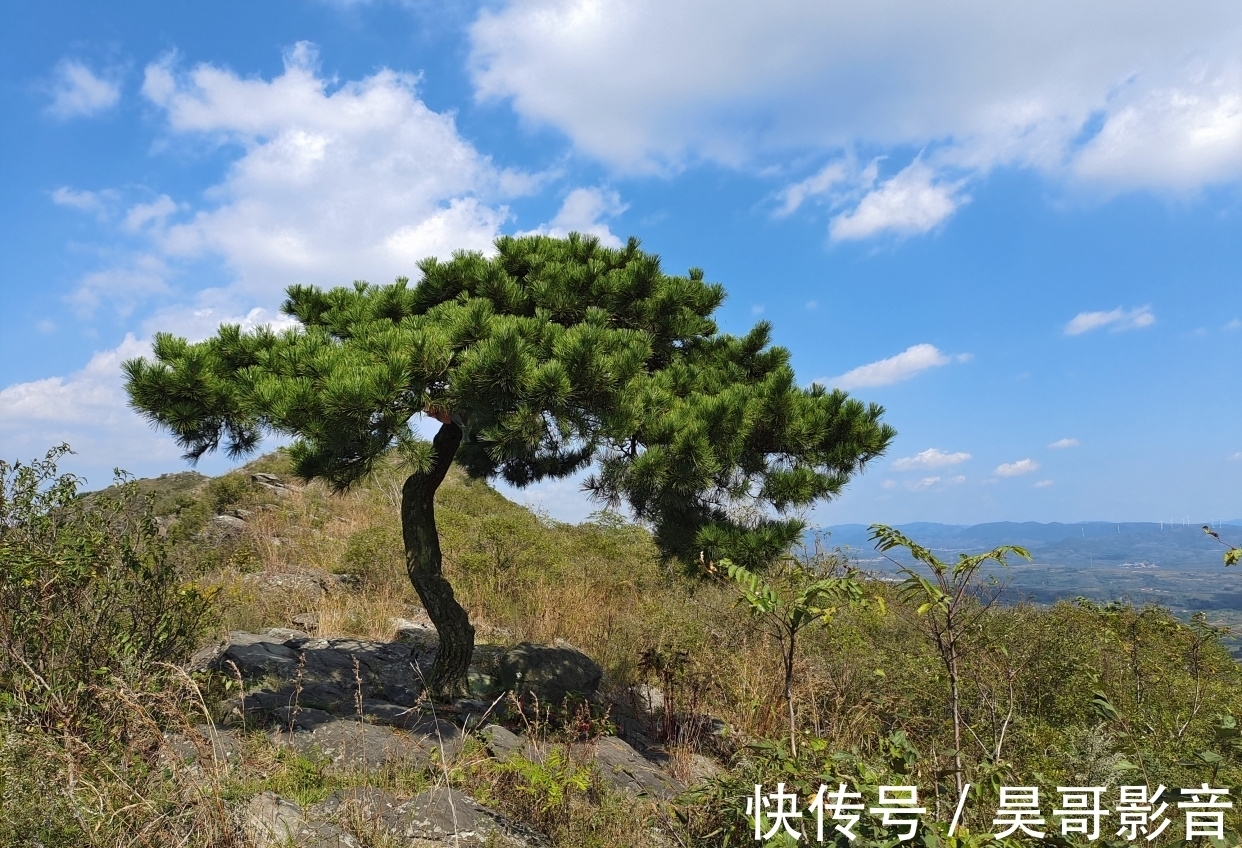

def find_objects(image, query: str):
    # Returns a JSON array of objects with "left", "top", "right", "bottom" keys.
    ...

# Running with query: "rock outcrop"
[{"left": 183, "top": 627, "right": 698, "bottom": 846}]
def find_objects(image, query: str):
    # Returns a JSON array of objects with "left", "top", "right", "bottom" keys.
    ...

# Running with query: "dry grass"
[
  {"left": 9, "top": 449, "right": 1242, "bottom": 846},
  {"left": 183, "top": 454, "right": 810, "bottom": 753}
]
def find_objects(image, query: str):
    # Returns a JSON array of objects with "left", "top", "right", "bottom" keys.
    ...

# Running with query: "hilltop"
[{"left": 3, "top": 448, "right": 1241, "bottom": 846}]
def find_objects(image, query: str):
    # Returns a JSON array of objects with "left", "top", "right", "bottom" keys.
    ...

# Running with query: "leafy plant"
[
  {"left": 0, "top": 445, "right": 211, "bottom": 732},
  {"left": 723, "top": 556, "right": 865, "bottom": 756},
  {"left": 870, "top": 524, "right": 1030, "bottom": 795},
  {"left": 1203, "top": 524, "right": 1241, "bottom": 566},
  {"left": 494, "top": 747, "right": 593, "bottom": 831}
]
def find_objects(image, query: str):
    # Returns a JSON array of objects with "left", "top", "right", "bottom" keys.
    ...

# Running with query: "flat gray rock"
[
  {"left": 311, "top": 786, "right": 541, "bottom": 847},
  {"left": 308, "top": 786, "right": 405, "bottom": 820},
  {"left": 206, "top": 631, "right": 431, "bottom": 709},
  {"left": 270, "top": 714, "right": 462, "bottom": 770},
  {"left": 576, "top": 736, "right": 684, "bottom": 800},
  {"left": 480, "top": 723, "right": 525, "bottom": 759},
  {"left": 162, "top": 723, "right": 243, "bottom": 771},
  {"left": 242, "top": 791, "right": 359, "bottom": 848},
  {"left": 388, "top": 787, "right": 526, "bottom": 845}
]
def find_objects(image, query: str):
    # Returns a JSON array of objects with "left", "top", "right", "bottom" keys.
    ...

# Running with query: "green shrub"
[
  {"left": 0, "top": 445, "right": 212, "bottom": 733},
  {"left": 206, "top": 473, "right": 253, "bottom": 514},
  {"left": 337, "top": 523, "right": 404, "bottom": 588},
  {"left": 493, "top": 747, "right": 593, "bottom": 832}
]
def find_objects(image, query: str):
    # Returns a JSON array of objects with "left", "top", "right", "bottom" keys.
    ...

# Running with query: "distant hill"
[
  {"left": 820, "top": 520, "right": 1242, "bottom": 570},
  {"left": 817, "top": 521, "right": 1242, "bottom": 654}
]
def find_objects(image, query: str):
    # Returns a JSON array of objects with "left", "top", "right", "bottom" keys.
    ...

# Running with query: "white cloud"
[
  {"left": 829, "top": 161, "right": 966, "bottom": 241},
  {"left": 1229, "top": 452, "right": 1242, "bottom": 461},
  {"left": 1034, "top": 479, "right": 1054, "bottom": 488},
  {"left": 900, "top": 474, "right": 966, "bottom": 491},
  {"left": 45, "top": 59, "right": 121, "bottom": 118},
  {"left": 0, "top": 335, "right": 147, "bottom": 427},
  {"left": 0, "top": 309, "right": 306, "bottom": 482},
  {"left": 822, "top": 343, "right": 969, "bottom": 389},
  {"left": 495, "top": 470, "right": 599, "bottom": 523},
  {"left": 0, "top": 336, "right": 187, "bottom": 481},
  {"left": 1226, "top": 318, "right": 1242, "bottom": 331},
  {"left": 469, "top": 0, "right": 1242, "bottom": 227},
  {"left": 892, "top": 448, "right": 971, "bottom": 471},
  {"left": 123, "top": 195, "right": 179, "bottom": 232},
  {"left": 1064, "top": 305, "right": 1155, "bottom": 335},
  {"left": 519, "top": 187, "right": 627, "bottom": 247},
  {"left": 71, "top": 255, "right": 170, "bottom": 318},
  {"left": 1074, "top": 68, "right": 1242, "bottom": 190},
  {"left": 995, "top": 458, "right": 1039, "bottom": 477},
  {"left": 1048, "top": 437, "right": 1080, "bottom": 449},
  {"left": 140, "top": 302, "right": 300, "bottom": 345},
  {"left": 16, "top": 43, "right": 555, "bottom": 488},
  {"left": 51, "top": 186, "right": 108, "bottom": 214},
  {"left": 137, "top": 42, "right": 533, "bottom": 301},
  {"left": 776, "top": 161, "right": 849, "bottom": 217}
]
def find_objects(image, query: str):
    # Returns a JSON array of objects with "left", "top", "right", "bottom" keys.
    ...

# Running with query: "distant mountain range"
[
  {"left": 814, "top": 522, "right": 1242, "bottom": 647},
  {"left": 819, "top": 521, "right": 1242, "bottom": 571}
]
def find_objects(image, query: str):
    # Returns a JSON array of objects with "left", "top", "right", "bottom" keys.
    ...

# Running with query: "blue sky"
[{"left": 2, "top": 0, "right": 1240, "bottom": 526}]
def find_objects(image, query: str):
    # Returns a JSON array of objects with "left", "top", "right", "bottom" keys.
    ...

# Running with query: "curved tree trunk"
[{"left": 401, "top": 421, "right": 474, "bottom": 699}]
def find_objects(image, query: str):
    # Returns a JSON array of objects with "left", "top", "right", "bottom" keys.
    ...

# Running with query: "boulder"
[
  {"left": 392, "top": 617, "right": 439, "bottom": 652},
  {"left": 241, "top": 569, "right": 352, "bottom": 602},
  {"left": 162, "top": 723, "right": 244, "bottom": 772},
  {"left": 252, "top": 472, "right": 299, "bottom": 496},
  {"left": 630, "top": 683, "right": 665, "bottom": 717},
  {"left": 291, "top": 612, "right": 319, "bottom": 632},
  {"left": 206, "top": 630, "right": 429, "bottom": 708},
  {"left": 269, "top": 712, "right": 463, "bottom": 770},
  {"left": 497, "top": 642, "right": 602, "bottom": 703},
  {"left": 385, "top": 787, "right": 529, "bottom": 845},
  {"left": 242, "top": 791, "right": 358, "bottom": 848},
  {"left": 575, "top": 736, "right": 684, "bottom": 800},
  {"left": 208, "top": 514, "right": 246, "bottom": 538}
]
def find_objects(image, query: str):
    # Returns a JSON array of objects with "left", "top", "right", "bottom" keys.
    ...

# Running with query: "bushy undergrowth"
[
  {"left": 1, "top": 445, "right": 1239, "bottom": 846},
  {"left": 0, "top": 444, "right": 211, "bottom": 731}
]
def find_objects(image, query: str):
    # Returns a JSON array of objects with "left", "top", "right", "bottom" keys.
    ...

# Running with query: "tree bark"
[{"left": 401, "top": 420, "right": 473, "bottom": 699}]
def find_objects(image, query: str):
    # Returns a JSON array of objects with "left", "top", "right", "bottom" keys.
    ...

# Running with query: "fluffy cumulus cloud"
[
  {"left": 9, "top": 43, "right": 573, "bottom": 480},
  {"left": 897, "top": 474, "right": 966, "bottom": 492},
  {"left": 519, "top": 187, "right": 627, "bottom": 246},
  {"left": 45, "top": 59, "right": 121, "bottom": 118},
  {"left": 135, "top": 42, "right": 534, "bottom": 300},
  {"left": 829, "top": 162, "right": 966, "bottom": 241},
  {"left": 0, "top": 308, "right": 306, "bottom": 480},
  {"left": 995, "top": 458, "right": 1039, "bottom": 477},
  {"left": 1074, "top": 68, "right": 1242, "bottom": 190},
  {"left": 892, "top": 448, "right": 971, "bottom": 471},
  {"left": 0, "top": 335, "right": 146, "bottom": 427},
  {"left": 0, "top": 335, "right": 185, "bottom": 477},
  {"left": 470, "top": 0, "right": 1242, "bottom": 233},
  {"left": 1064, "top": 305, "right": 1155, "bottom": 336},
  {"left": 822, "top": 343, "right": 970, "bottom": 390}
]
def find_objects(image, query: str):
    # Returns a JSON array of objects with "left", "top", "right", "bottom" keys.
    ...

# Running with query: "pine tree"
[{"left": 124, "top": 234, "right": 895, "bottom": 697}]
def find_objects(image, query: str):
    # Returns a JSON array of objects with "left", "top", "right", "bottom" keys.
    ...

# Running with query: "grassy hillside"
[{"left": 2, "top": 447, "right": 1240, "bottom": 846}]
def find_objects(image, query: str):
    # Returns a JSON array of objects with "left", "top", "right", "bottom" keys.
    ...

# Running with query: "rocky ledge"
[{"left": 174, "top": 625, "right": 704, "bottom": 847}]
